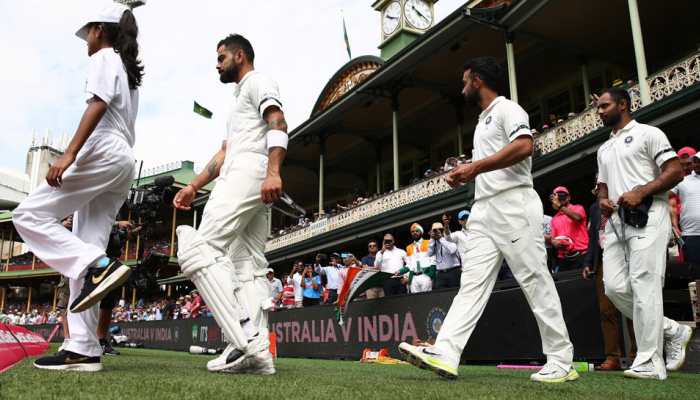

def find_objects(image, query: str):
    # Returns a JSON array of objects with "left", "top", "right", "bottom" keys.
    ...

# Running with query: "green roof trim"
[
  {"left": 135, "top": 160, "right": 215, "bottom": 192},
  {"left": 0, "top": 269, "right": 59, "bottom": 280},
  {"left": 0, "top": 211, "right": 12, "bottom": 222},
  {"left": 157, "top": 274, "right": 189, "bottom": 285}
]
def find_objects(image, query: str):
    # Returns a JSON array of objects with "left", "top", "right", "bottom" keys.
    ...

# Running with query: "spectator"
[
  {"left": 374, "top": 233, "right": 409, "bottom": 296},
  {"left": 403, "top": 223, "right": 435, "bottom": 293},
  {"left": 428, "top": 222, "right": 461, "bottom": 289},
  {"left": 678, "top": 147, "right": 696, "bottom": 176},
  {"left": 543, "top": 213, "right": 555, "bottom": 271},
  {"left": 443, "top": 210, "right": 470, "bottom": 263},
  {"left": 267, "top": 268, "right": 283, "bottom": 307},
  {"left": 549, "top": 186, "right": 588, "bottom": 272},
  {"left": 289, "top": 260, "right": 304, "bottom": 308},
  {"left": 672, "top": 152, "right": 700, "bottom": 264},
  {"left": 582, "top": 178, "right": 636, "bottom": 370},
  {"left": 361, "top": 240, "right": 384, "bottom": 299},
  {"left": 189, "top": 290, "right": 202, "bottom": 319},
  {"left": 315, "top": 253, "right": 343, "bottom": 304},
  {"left": 300, "top": 265, "right": 322, "bottom": 307},
  {"left": 281, "top": 277, "right": 295, "bottom": 309}
]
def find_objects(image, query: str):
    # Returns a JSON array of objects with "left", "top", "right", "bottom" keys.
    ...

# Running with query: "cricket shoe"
[
  {"left": 398, "top": 342, "right": 458, "bottom": 379},
  {"left": 101, "top": 339, "right": 120, "bottom": 356},
  {"left": 207, "top": 333, "right": 268, "bottom": 372},
  {"left": 70, "top": 258, "right": 131, "bottom": 313},
  {"left": 530, "top": 363, "right": 579, "bottom": 383},
  {"left": 223, "top": 350, "right": 276, "bottom": 375},
  {"left": 665, "top": 324, "right": 693, "bottom": 371},
  {"left": 34, "top": 350, "right": 103, "bottom": 372},
  {"left": 623, "top": 361, "right": 666, "bottom": 380}
]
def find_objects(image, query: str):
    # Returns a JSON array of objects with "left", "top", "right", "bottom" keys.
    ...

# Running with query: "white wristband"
[{"left": 267, "top": 129, "right": 288, "bottom": 150}]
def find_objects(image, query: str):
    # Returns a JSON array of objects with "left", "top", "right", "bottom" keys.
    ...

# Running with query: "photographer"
[
  {"left": 549, "top": 186, "right": 588, "bottom": 272},
  {"left": 596, "top": 87, "right": 690, "bottom": 380},
  {"left": 300, "top": 265, "right": 322, "bottom": 307},
  {"left": 428, "top": 222, "right": 461, "bottom": 289},
  {"left": 374, "top": 234, "right": 408, "bottom": 296}
]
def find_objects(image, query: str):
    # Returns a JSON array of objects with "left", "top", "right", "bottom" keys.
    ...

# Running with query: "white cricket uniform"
[
  {"left": 13, "top": 48, "right": 137, "bottom": 357},
  {"left": 179, "top": 70, "right": 282, "bottom": 347},
  {"left": 433, "top": 96, "right": 574, "bottom": 371},
  {"left": 597, "top": 120, "right": 682, "bottom": 378}
]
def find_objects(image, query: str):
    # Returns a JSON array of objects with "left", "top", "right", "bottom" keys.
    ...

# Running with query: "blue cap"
[{"left": 458, "top": 210, "right": 470, "bottom": 220}]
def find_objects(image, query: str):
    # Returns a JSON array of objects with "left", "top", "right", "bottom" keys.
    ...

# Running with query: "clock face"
[
  {"left": 382, "top": 1, "right": 402, "bottom": 36},
  {"left": 405, "top": 0, "right": 432, "bottom": 30}
]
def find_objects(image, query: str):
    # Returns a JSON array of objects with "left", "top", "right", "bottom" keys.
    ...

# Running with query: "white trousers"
[
  {"left": 410, "top": 274, "right": 432, "bottom": 293},
  {"left": 197, "top": 153, "right": 270, "bottom": 330},
  {"left": 602, "top": 199, "right": 680, "bottom": 377},
  {"left": 13, "top": 134, "right": 134, "bottom": 356},
  {"left": 434, "top": 187, "right": 574, "bottom": 370}
]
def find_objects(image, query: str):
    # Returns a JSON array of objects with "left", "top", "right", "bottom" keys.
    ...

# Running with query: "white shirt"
[
  {"left": 374, "top": 247, "right": 408, "bottom": 274},
  {"left": 672, "top": 172, "right": 700, "bottom": 236},
  {"left": 429, "top": 238, "right": 461, "bottom": 271},
  {"left": 86, "top": 48, "right": 139, "bottom": 147},
  {"left": 291, "top": 272, "right": 303, "bottom": 302},
  {"left": 446, "top": 229, "right": 469, "bottom": 264},
  {"left": 269, "top": 277, "right": 283, "bottom": 298},
  {"left": 316, "top": 265, "right": 343, "bottom": 290},
  {"left": 223, "top": 70, "right": 283, "bottom": 167},
  {"left": 597, "top": 120, "right": 676, "bottom": 203},
  {"left": 473, "top": 96, "right": 533, "bottom": 201}
]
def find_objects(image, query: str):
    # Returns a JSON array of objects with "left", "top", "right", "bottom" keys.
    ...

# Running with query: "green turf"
[{"left": 1, "top": 345, "right": 698, "bottom": 400}]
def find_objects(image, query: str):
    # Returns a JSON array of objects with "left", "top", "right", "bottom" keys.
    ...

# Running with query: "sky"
[{"left": 0, "top": 0, "right": 467, "bottom": 174}]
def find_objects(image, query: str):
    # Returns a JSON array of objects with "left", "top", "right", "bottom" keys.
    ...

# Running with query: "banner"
[{"left": 0, "top": 323, "right": 49, "bottom": 373}]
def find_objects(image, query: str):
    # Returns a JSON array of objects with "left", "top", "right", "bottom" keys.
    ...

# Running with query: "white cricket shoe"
[
  {"left": 398, "top": 342, "right": 458, "bottom": 379},
  {"left": 665, "top": 324, "right": 693, "bottom": 371},
  {"left": 207, "top": 343, "right": 237, "bottom": 372},
  {"left": 530, "top": 363, "right": 579, "bottom": 383},
  {"left": 223, "top": 350, "right": 276, "bottom": 375},
  {"left": 624, "top": 361, "right": 666, "bottom": 380}
]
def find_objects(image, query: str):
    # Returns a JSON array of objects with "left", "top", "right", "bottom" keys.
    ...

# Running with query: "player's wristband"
[{"left": 267, "top": 129, "right": 288, "bottom": 150}]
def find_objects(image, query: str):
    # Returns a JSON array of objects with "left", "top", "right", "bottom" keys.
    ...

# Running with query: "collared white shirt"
[
  {"left": 473, "top": 96, "right": 533, "bottom": 201},
  {"left": 316, "top": 264, "right": 343, "bottom": 290},
  {"left": 672, "top": 172, "right": 700, "bottom": 236},
  {"left": 446, "top": 228, "right": 469, "bottom": 264},
  {"left": 597, "top": 120, "right": 676, "bottom": 203},
  {"left": 291, "top": 272, "right": 303, "bottom": 301},
  {"left": 428, "top": 238, "right": 461, "bottom": 271},
  {"left": 374, "top": 247, "right": 408, "bottom": 274},
  {"left": 223, "top": 70, "right": 283, "bottom": 168}
]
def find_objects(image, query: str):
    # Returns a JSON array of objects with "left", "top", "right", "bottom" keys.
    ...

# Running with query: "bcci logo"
[
  {"left": 624, "top": 136, "right": 633, "bottom": 144},
  {"left": 425, "top": 307, "right": 446, "bottom": 338},
  {"left": 485, "top": 116, "right": 492, "bottom": 125}
]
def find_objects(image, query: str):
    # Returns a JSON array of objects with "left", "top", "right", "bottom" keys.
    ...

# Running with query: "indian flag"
[{"left": 336, "top": 267, "right": 393, "bottom": 325}]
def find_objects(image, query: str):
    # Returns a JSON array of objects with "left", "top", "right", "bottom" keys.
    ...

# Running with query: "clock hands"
[{"left": 411, "top": 4, "right": 430, "bottom": 24}]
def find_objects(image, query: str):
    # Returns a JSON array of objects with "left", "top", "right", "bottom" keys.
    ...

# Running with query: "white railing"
[
  {"left": 535, "top": 51, "right": 700, "bottom": 155},
  {"left": 266, "top": 174, "right": 453, "bottom": 252},
  {"left": 267, "top": 51, "right": 700, "bottom": 252}
]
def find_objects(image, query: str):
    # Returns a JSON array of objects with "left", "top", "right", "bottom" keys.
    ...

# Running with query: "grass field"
[{"left": 1, "top": 345, "right": 698, "bottom": 400}]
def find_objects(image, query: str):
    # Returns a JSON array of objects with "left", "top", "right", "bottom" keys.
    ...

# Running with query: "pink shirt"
[{"left": 551, "top": 204, "right": 589, "bottom": 254}]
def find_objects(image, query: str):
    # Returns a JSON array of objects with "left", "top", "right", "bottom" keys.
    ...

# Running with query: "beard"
[
  {"left": 601, "top": 111, "right": 621, "bottom": 127},
  {"left": 219, "top": 64, "right": 238, "bottom": 83},
  {"left": 464, "top": 87, "right": 481, "bottom": 108}
]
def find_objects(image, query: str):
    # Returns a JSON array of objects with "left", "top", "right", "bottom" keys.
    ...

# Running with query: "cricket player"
[
  {"left": 173, "top": 34, "right": 287, "bottom": 375},
  {"left": 399, "top": 57, "right": 577, "bottom": 383},
  {"left": 12, "top": 3, "right": 143, "bottom": 371},
  {"left": 596, "top": 87, "right": 693, "bottom": 380}
]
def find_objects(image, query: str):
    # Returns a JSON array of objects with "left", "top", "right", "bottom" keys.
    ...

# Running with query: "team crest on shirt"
[
  {"left": 485, "top": 116, "right": 492, "bottom": 125},
  {"left": 624, "top": 136, "right": 633, "bottom": 144}
]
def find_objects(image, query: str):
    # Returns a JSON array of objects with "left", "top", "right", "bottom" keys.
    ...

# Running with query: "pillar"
[
  {"left": 505, "top": 33, "right": 519, "bottom": 103},
  {"left": 131, "top": 287, "right": 136, "bottom": 308},
  {"left": 26, "top": 286, "right": 32, "bottom": 313},
  {"left": 581, "top": 63, "right": 591, "bottom": 106},
  {"left": 121, "top": 286, "right": 126, "bottom": 300},
  {"left": 627, "top": 0, "right": 651, "bottom": 106},
  {"left": 170, "top": 207, "right": 177, "bottom": 257},
  {"left": 5, "top": 230, "right": 13, "bottom": 272},
  {"left": 392, "top": 94, "right": 400, "bottom": 191},
  {"left": 455, "top": 102, "right": 465, "bottom": 155},
  {"left": 167, "top": 285, "right": 172, "bottom": 298},
  {"left": 52, "top": 285, "right": 58, "bottom": 311},
  {"left": 0, "top": 287, "right": 5, "bottom": 312},
  {"left": 31, "top": 255, "right": 36, "bottom": 271},
  {"left": 193, "top": 209, "right": 198, "bottom": 228},
  {"left": 318, "top": 137, "right": 325, "bottom": 215}
]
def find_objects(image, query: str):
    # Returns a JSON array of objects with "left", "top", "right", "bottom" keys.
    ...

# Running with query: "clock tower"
[{"left": 373, "top": 0, "right": 438, "bottom": 60}]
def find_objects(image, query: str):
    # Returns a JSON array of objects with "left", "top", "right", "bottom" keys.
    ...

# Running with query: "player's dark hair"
[
  {"left": 316, "top": 253, "right": 328, "bottom": 266},
  {"left": 601, "top": 87, "right": 632, "bottom": 111},
  {"left": 96, "top": 10, "right": 144, "bottom": 89},
  {"left": 463, "top": 57, "right": 505, "bottom": 94},
  {"left": 217, "top": 34, "right": 255, "bottom": 63}
]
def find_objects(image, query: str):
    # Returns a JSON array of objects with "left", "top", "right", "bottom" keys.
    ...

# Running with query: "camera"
[{"left": 128, "top": 175, "right": 177, "bottom": 224}]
